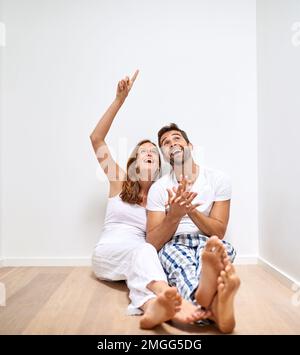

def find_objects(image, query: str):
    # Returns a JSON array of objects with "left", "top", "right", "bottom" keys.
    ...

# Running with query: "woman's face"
[{"left": 136, "top": 142, "right": 160, "bottom": 181}]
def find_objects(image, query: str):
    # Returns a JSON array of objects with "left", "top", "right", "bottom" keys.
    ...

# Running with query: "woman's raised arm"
[{"left": 90, "top": 70, "right": 139, "bottom": 196}]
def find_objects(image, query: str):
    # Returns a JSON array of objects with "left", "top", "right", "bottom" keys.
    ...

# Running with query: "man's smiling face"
[{"left": 159, "top": 130, "right": 193, "bottom": 166}]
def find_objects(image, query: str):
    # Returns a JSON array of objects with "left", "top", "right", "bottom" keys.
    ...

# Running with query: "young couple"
[{"left": 90, "top": 70, "right": 240, "bottom": 333}]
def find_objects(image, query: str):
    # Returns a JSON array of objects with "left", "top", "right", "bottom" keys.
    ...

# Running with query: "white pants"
[{"left": 92, "top": 237, "right": 168, "bottom": 315}]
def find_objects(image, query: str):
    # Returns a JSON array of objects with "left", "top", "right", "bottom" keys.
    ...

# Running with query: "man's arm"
[
  {"left": 146, "top": 182, "right": 200, "bottom": 250},
  {"left": 188, "top": 200, "right": 230, "bottom": 239},
  {"left": 146, "top": 211, "right": 181, "bottom": 251}
]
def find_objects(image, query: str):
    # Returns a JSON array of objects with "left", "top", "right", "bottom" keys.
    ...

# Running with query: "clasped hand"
[{"left": 165, "top": 175, "right": 201, "bottom": 219}]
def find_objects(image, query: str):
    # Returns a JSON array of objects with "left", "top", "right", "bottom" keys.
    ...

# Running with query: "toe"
[
  {"left": 205, "top": 236, "right": 218, "bottom": 251},
  {"left": 210, "top": 235, "right": 219, "bottom": 241},
  {"left": 225, "top": 264, "right": 231, "bottom": 273},
  {"left": 175, "top": 296, "right": 182, "bottom": 306},
  {"left": 165, "top": 287, "right": 177, "bottom": 299},
  {"left": 223, "top": 257, "right": 230, "bottom": 265},
  {"left": 220, "top": 270, "right": 226, "bottom": 277},
  {"left": 215, "top": 243, "right": 224, "bottom": 255},
  {"left": 228, "top": 264, "right": 236, "bottom": 275},
  {"left": 221, "top": 272, "right": 227, "bottom": 283},
  {"left": 175, "top": 294, "right": 181, "bottom": 301},
  {"left": 218, "top": 282, "right": 225, "bottom": 292}
]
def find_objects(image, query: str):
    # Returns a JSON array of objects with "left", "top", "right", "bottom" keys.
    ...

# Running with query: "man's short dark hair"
[{"left": 157, "top": 123, "right": 190, "bottom": 147}]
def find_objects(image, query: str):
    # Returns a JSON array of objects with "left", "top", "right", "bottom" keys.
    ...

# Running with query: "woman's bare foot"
[
  {"left": 195, "top": 236, "right": 225, "bottom": 308},
  {"left": 210, "top": 261, "right": 240, "bottom": 333},
  {"left": 172, "top": 298, "right": 211, "bottom": 324},
  {"left": 140, "top": 287, "right": 181, "bottom": 329}
]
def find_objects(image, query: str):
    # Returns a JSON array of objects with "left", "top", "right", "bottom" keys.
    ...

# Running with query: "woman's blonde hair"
[{"left": 120, "top": 139, "right": 161, "bottom": 204}]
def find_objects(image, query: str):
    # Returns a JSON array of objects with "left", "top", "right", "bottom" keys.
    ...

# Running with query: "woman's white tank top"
[{"left": 97, "top": 194, "right": 147, "bottom": 243}]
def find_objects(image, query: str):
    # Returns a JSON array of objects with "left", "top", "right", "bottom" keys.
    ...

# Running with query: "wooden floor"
[{"left": 0, "top": 265, "right": 299, "bottom": 335}]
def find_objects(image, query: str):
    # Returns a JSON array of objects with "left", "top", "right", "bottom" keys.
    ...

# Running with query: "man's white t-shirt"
[{"left": 146, "top": 166, "right": 232, "bottom": 236}]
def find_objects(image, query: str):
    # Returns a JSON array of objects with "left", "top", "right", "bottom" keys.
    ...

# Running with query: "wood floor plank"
[
  {"left": 0, "top": 272, "right": 69, "bottom": 334},
  {"left": 0, "top": 267, "right": 14, "bottom": 278},
  {"left": 23, "top": 268, "right": 100, "bottom": 335},
  {"left": 234, "top": 265, "right": 300, "bottom": 334},
  {"left": 0, "top": 267, "right": 41, "bottom": 299},
  {"left": 0, "top": 265, "right": 299, "bottom": 334}
]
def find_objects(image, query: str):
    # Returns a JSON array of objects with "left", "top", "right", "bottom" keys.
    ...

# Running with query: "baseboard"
[
  {"left": 0, "top": 258, "right": 4, "bottom": 267},
  {"left": 2, "top": 257, "right": 92, "bottom": 267},
  {"left": 258, "top": 256, "right": 299, "bottom": 288}
]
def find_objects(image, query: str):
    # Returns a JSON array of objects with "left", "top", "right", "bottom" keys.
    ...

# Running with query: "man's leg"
[
  {"left": 208, "top": 259, "right": 241, "bottom": 333},
  {"left": 159, "top": 236, "right": 200, "bottom": 302},
  {"left": 158, "top": 237, "right": 213, "bottom": 323},
  {"left": 194, "top": 236, "right": 226, "bottom": 308}
]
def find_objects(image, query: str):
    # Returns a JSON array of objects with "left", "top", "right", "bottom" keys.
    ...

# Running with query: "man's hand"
[
  {"left": 165, "top": 176, "right": 201, "bottom": 219},
  {"left": 116, "top": 69, "right": 139, "bottom": 102}
]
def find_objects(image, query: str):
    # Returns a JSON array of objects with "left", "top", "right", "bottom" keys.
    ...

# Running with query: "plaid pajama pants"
[{"left": 158, "top": 233, "right": 236, "bottom": 304}]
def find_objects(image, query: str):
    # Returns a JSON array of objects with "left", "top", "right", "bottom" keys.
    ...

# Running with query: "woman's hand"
[{"left": 116, "top": 69, "right": 139, "bottom": 102}]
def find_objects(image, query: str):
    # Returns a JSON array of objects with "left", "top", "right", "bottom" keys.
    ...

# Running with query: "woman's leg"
[
  {"left": 92, "top": 242, "right": 130, "bottom": 281},
  {"left": 146, "top": 280, "right": 170, "bottom": 294},
  {"left": 92, "top": 241, "right": 174, "bottom": 315},
  {"left": 146, "top": 279, "right": 211, "bottom": 324},
  {"left": 93, "top": 241, "right": 210, "bottom": 327},
  {"left": 125, "top": 243, "right": 170, "bottom": 314},
  {"left": 139, "top": 287, "right": 182, "bottom": 329}
]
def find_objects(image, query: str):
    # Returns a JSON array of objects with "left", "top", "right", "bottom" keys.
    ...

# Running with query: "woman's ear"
[{"left": 189, "top": 142, "right": 194, "bottom": 151}]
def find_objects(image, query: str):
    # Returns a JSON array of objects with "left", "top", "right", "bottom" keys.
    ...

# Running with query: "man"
[{"left": 146, "top": 123, "right": 240, "bottom": 333}]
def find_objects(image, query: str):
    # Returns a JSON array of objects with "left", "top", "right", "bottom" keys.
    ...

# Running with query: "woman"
[{"left": 90, "top": 70, "right": 210, "bottom": 329}]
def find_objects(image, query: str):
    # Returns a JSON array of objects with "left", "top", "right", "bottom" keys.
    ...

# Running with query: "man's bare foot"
[
  {"left": 210, "top": 261, "right": 240, "bottom": 333},
  {"left": 172, "top": 298, "right": 211, "bottom": 324},
  {"left": 195, "top": 236, "right": 225, "bottom": 308},
  {"left": 140, "top": 287, "right": 181, "bottom": 329}
]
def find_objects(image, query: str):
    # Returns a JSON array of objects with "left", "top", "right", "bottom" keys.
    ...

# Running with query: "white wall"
[
  {"left": 0, "top": 0, "right": 258, "bottom": 265},
  {"left": 257, "top": 0, "right": 300, "bottom": 282}
]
